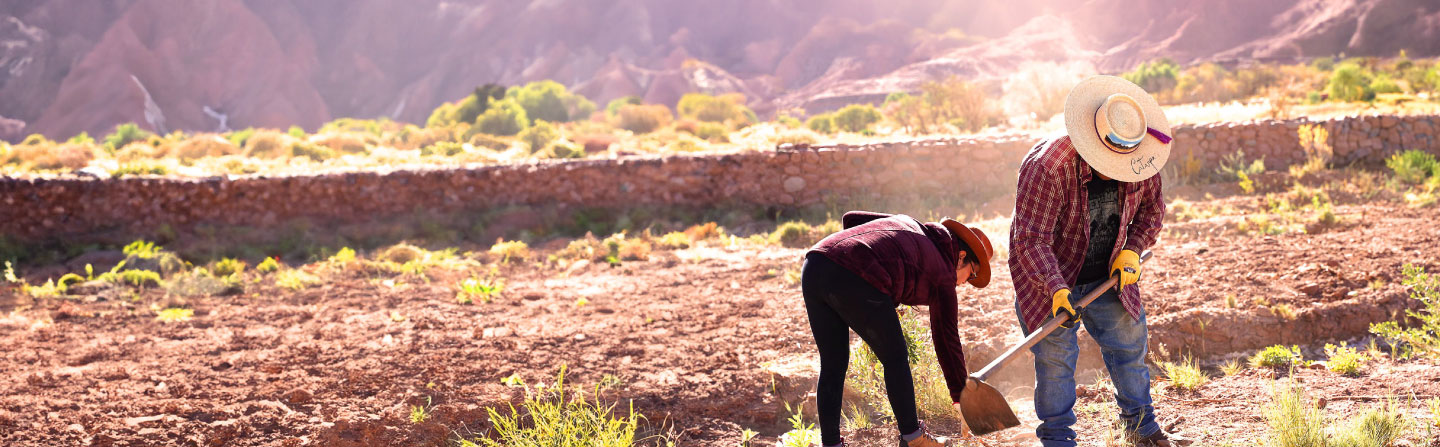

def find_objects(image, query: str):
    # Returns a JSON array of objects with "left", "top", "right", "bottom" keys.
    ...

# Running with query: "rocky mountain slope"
[{"left": 0, "top": 0, "right": 1436, "bottom": 140}]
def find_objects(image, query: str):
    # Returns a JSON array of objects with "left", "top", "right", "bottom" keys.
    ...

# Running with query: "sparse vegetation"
[
  {"left": 456, "top": 274, "right": 504, "bottom": 304},
  {"left": 490, "top": 239, "right": 531, "bottom": 264},
  {"left": 1263, "top": 383, "right": 1328, "bottom": 447},
  {"left": 1323, "top": 343, "right": 1367, "bottom": 376},
  {"left": 465, "top": 367, "right": 639, "bottom": 447},
  {"left": 155, "top": 307, "right": 194, "bottom": 323},
  {"left": 1371, "top": 264, "right": 1440, "bottom": 359},
  {"left": 275, "top": 269, "right": 320, "bottom": 291},
  {"left": 1159, "top": 355, "right": 1208, "bottom": 392}
]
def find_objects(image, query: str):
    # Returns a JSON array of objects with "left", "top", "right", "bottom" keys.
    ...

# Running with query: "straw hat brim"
[
  {"left": 1063, "top": 75, "right": 1171, "bottom": 183},
  {"left": 941, "top": 218, "right": 992, "bottom": 288}
]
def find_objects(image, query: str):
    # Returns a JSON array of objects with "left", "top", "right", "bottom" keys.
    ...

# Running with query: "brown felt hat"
[{"left": 941, "top": 218, "right": 993, "bottom": 288}]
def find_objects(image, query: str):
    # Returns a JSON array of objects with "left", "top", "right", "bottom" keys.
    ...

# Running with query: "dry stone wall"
[{"left": 2, "top": 114, "right": 1438, "bottom": 243}]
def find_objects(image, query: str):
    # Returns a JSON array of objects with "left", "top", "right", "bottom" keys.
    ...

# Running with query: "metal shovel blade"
[{"left": 958, "top": 377, "right": 1020, "bottom": 436}]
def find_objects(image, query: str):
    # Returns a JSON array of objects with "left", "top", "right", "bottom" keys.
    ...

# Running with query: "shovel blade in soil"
[{"left": 959, "top": 378, "right": 1020, "bottom": 436}]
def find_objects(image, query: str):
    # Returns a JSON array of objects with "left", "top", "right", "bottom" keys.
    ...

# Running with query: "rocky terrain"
[{"left": 1, "top": 0, "right": 1437, "bottom": 141}]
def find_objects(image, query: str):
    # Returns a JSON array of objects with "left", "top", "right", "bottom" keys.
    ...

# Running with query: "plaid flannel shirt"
[{"left": 1008, "top": 136, "right": 1165, "bottom": 333}]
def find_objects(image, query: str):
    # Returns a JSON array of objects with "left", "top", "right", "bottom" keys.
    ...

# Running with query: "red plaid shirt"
[{"left": 1009, "top": 136, "right": 1165, "bottom": 333}]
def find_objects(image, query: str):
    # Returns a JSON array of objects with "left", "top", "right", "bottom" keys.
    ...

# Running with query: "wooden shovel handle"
[{"left": 971, "top": 250, "right": 1153, "bottom": 381}]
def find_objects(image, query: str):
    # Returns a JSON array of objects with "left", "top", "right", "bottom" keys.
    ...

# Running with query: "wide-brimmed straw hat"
[
  {"left": 1063, "top": 75, "right": 1173, "bottom": 182},
  {"left": 940, "top": 218, "right": 993, "bottom": 288}
]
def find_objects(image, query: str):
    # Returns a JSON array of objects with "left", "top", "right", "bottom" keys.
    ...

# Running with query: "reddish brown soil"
[{"left": 2, "top": 172, "right": 1439, "bottom": 446}]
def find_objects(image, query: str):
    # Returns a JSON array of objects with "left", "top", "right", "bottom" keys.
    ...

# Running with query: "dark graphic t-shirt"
[{"left": 1078, "top": 178, "right": 1121, "bottom": 283}]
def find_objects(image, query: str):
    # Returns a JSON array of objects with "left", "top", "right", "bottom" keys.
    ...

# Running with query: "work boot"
[{"left": 898, "top": 422, "right": 945, "bottom": 447}]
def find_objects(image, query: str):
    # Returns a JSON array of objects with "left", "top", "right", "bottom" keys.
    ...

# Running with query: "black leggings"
[{"left": 801, "top": 253, "right": 918, "bottom": 445}]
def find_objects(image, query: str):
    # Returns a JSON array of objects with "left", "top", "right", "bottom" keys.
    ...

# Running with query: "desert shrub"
[
  {"left": 20, "top": 133, "right": 50, "bottom": 146},
  {"left": 111, "top": 163, "right": 168, "bottom": 178},
  {"left": 275, "top": 269, "right": 320, "bottom": 291},
  {"left": 67, "top": 131, "right": 94, "bottom": 145},
  {"left": 1263, "top": 384, "right": 1327, "bottom": 447},
  {"left": 172, "top": 135, "right": 241, "bottom": 161},
  {"left": 518, "top": 120, "right": 559, "bottom": 153},
  {"left": 287, "top": 125, "right": 307, "bottom": 139},
  {"left": 806, "top": 114, "right": 835, "bottom": 134},
  {"left": 692, "top": 122, "right": 728, "bottom": 142},
  {"left": 380, "top": 244, "right": 424, "bottom": 264},
  {"left": 1323, "top": 343, "right": 1366, "bottom": 376},
  {"left": 771, "top": 221, "right": 818, "bottom": 248},
  {"left": 242, "top": 130, "right": 297, "bottom": 158},
  {"left": 490, "top": 239, "right": 531, "bottom": 264},
  {"left": 614, "top": 104, "right": 671, "bottom": 134},
  {"left": 1122, "top": 59, "right": 1181, "bottom": 94},
  {"left": 168, "top": 268, "right": 241, "bottom": 296},
  {"left": 684, "top": 222, "right": 722, "bottom": 241},
  {"left": 507, "top": 80, "right": 593, "bottom": 123},
  {"left": 1371, "top": 264, "right": 1440, "bottom": 359},
  {"left": 318, "top": 118, "right": 399, "bottom": 136},
  {"left": 227, "top": 128, "right": 256, "bottom": 147},
  {"left": 915, "top": 76, "right": 1002, "bottom": 133},
  {"left": 109, "top": 269, "right": 161, "bottom": 288},
  {"left": 1250, "top": 344, "right": 1302, "bottom": 369},
  {"left": 677, "top": 92, "right": 754, "bottom": 125},
  {"left": 29, "top": 143, "right": 96, "bottom": 170},
  {"left": 1386, "top": 150, "right": 1437, "bottom": 184},
  {"left": 420, "top": 141, "right": 465, "bottom": 157},
  {"left": 456, "top": 275, "right": 503, "bottom": 304},
  {"left": 548, "top": 141, "right": 584, "bottom": 159},
  {"left": 310, "top": 132, "right": 369, "bottom": 154},
  {"left": 435, "top": 84, "right": 508, "bottom": 127},
  {"left": 468, "top": 133, "right": 512, "bottom": 151},
  {"left": 105, "top": 123, "right": 153, "bottom": 151},
  {"left": 1216, "top": 149, "right": 1266, "bottom": 182},
  {"left": 462, "top": 367, "right": 638, "bottom": 447},
  {"left": 475, "top": 99, "right": 529, "bottom": 136},
  {"left": 1159, "top": 355, "right": 1207, "bottom": 392},
  {"left": 1369, "top": 75, "right": 1402, "bottom": 95},
  {"left": 1330, "top": 405, "right": 1410, "bottom": 447},
  {"left": 256, "top": 257, "right": 282, "bottom": 273},
  {"left": 657, "top": 232, "right": 690, "bottom": 249},
  {"left": 605, "top": 96, "right": 643, "bottom": 116},
  {"left": 1328, "top": 62, "right": 1376, "bottom": 102},
  {"left": 831, "top": 104, "right": 882, "bottom": 132},
  {"left": 427, "top": 101, "right": 460, "bottom": 128},
  {"left": 1293, "top": 124, "right": 1333, "bottom": 177},
  {"left": 617, "top": 238, "right": 651, "bottom": 261},
  {"left": 289, "top": 141, "right": 334, "bottom": 161},
  {"left": 777, "top": 113, "right": 803, "bottom": 128},
  {"left": 212, "top": 258, "right": 246, "bottom": 277}
]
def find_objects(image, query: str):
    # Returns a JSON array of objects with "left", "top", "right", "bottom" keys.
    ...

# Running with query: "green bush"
[
  {"left": 677, "top": 93, "right": 754, "bottom": 124},
  {"left": 508, "top": 80, "right": 593, "bottom": 123},
  {"left": 212, "top": 258, "right": 247, "bottom": 277},
  {"left": 420, "top": 141, "right": 465, "bottom": 157},
  {"left": 1216, "top": 149, "right": 1266, "bottom": 181},
  {"left": 771, "top": 221, "right": 816, "bottom": 248},
  {"left": 549, "top": 141, "right": 584, "bottom": 159},
  {"left": 831, "top": 104, "right": 882, "bottom": 132},
  {"left": 452, "top": 84, "right": 508, "bottom": 125},
  {"left": 1122, "top": 59, "right": 1180, "bottom": 93},
  {"left": 605, "top": 96, "right": 643, "bottom": 116},
  {"left": 1371, "top": 264, "right": 1440, "bottom": 359},
  {"left": 67, "top": 131, "right": 94, "bottom": 145},
  {"left": 475, "top": 99, "right": 530, "bottom": 136},
  {"left": 806, "top": 114, "right": 835, "bottom": 134},
  {"left": 256, "top": 257, "right": 282, "bottom": 273},
  {"left": 289, "top": 141, "right": 334, "bottom": 161},
  {"left": 287, "top": 125, "right": 307, "bottom": 139},
  {"left": 614, "top": 104, "right": 671, "bottom": 134},
  {"left": 1386, "top": 150, "right": 1437, "bottom": 184},
  {"left": 1250, "top": 344, "right": 1302, "bottom": 369},
  {"left": 463, "top": 367, "right": 638, "bottom": 447},
  {"left": 1328, "top": 62, "right": 1376, "bottom": 102},
  {"left": 1369, "top": 76, "right": 1402, "bottom": 95},
  {"left": 693, "top": 122, "right": 728, "bottom": 142},
  {"left": 519, "top": 120, "right": 559, "bottom": 153},
  {"left": 105, "top": 123, "right": 153, "bottom": 151},
  {"left": 1323, "top": 343, "right": 1366, "bottom": 376},
  {"left": 111, "top": 163, "right": 168, "bottom": 178}
]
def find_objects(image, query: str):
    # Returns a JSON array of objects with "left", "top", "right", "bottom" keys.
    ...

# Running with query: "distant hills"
[{"left": 0, "top": 0, "right": 1436, "bottom": 141}]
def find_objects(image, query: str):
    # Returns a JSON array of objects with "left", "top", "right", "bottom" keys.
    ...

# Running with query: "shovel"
[{"left": 960, "top": 250, "right": 1153, "bottom": 436}]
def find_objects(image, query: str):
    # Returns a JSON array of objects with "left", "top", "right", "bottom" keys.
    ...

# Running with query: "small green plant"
[
  {"left": 597, "top": 374, "right": 622, "bottom": 392},
  {"left": 328, "top": 247, "right": 357, "bottom": 264},
  {"left": 275, "top": 269, "right": 320, "bottom": 291},
  {"left": 1238, "top": 171, "right": 1256, "bottom": 194},
  {"left": 776, "top": 402, "right": 820, "bottom": 447},
  {"left": 739, "top": 428, "right": 759, "bottom": 447},
  {"left": 770, "top": 221, "right": 816, "bottom": 248},
  {"left": 409, "top": 396, "right": 432, "bottom": 424},
  {"left": 1371, "top": 264, "right": 1440, "bottom": 359},
  {"left": 1217, "top": 149, "right": 1266, "bottom": 182},
  {"left": 155, "top": 307, "right": 194, "bottom": 323},
  {"left": 1271, "top": 303, "right": 1298, "bottom": 320},
  {"left": 256, "top": 257, "right": 282, "bottom": 273},
  {"left": 123, "top": 240, "right": 162, "bottom": 258},
  {"left": 469, "top": 366, "right": 639, "bottom": 447},
  {"left": 1323, "top": 343, "right": 1367, "bottom": 376},
  {"left": 501, "top": 373, "right": 525, "bottom": 387},
  {"left": 490, "top": 239, "right": 531, "bottom": 264},
  {"left": 1220, "top": 358, "right": 1244, "bottom": 376},
  {"left": 1159, "top": 355, "right": 1208, "bottom": 392},
  {"left": 843, "top": 402, "right": 873, "bottom": 430},
  {"left": 1250, "top": 345, "right": 1302, "bottom": 369},
  {"left": 212, "top": 258, "right": 247, "bottom": 277},
  {"left": 104, "top": 123, "right": 153, "bottom": 151},
  {"left": 456, "top": 274, "right": 504, "bottom": 304},
  {"left": 1263, "top": 383, "right": 1327, "bottom": 447},
  {"left": 115, "top": 269, "right": 162, "bottom": 288}
]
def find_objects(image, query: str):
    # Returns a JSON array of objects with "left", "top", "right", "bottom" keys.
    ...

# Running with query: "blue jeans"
[{"left": 1020, "top": 279, "right": 1159, "bottom": 447}]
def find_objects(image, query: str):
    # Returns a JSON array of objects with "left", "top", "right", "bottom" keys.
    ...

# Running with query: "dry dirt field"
[{"left": 2, "top": 169, "right": 1439, "bottom": 447}]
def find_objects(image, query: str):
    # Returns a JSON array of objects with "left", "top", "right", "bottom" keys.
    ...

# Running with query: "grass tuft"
[
  {"left": 463, "top": 366, "right": 639, "bottom": 447},
  {"left": 155, "top": 307, "right": 193, "bottom": 323},
  {"left": 1250, "top": 345, "right": 1302, "bottom": 370},
  {"left": 1159, "top": 355, "right": 1208, "bottom": 392}
]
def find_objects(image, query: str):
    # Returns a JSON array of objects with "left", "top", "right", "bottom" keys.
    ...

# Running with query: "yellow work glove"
[
  {"left": 1052, "top": 288, "right": 1078, "bottom": 329},
  {"left": 1111, "top": 249, "right": 1141, "bottom": 293}
]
